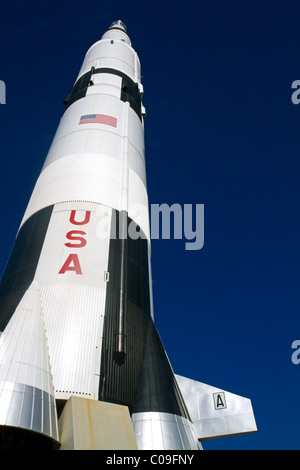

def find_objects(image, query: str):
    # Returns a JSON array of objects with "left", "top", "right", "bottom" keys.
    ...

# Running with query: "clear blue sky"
[{"left": 0, "top": 0, "right": 300, "bottom": 450}]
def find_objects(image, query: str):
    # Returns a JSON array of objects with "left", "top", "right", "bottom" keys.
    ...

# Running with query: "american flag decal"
[{"left": 79, "top": 114, "right": 117, "bottom": 128}]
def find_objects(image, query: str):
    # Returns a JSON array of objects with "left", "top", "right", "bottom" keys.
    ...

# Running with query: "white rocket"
[{"left": 0, "top": 21, "right": 256, "bottom": 450}]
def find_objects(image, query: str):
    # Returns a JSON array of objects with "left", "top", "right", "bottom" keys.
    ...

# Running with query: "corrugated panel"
[
  {"left": 99, "top": 294, "right": 149, "bottom": 408},
  {"left": 0, "top": 281, "right": 55, "bottom": 395},
  {"left": 40, "top": 283, "right": 106, "bottom": 400},
  {"left": 45, "top": 129, "right": 124, "bottom": 164},
  {"left": 99, "top": 211, "right": 154, "bottom": 410},
  {"left": 131, "top": 412, "right": 202, "bottom": 450},
  {"left": 0, "top": 281, "right": 59, "bottom": 445}
]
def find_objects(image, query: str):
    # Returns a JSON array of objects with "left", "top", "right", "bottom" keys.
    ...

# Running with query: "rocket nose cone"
[
  {"left": 109, "top": 20, "right": 128, "bottom": 33},
  {"left": 102, "top": 20, "right": 131, "bottom": 45}
]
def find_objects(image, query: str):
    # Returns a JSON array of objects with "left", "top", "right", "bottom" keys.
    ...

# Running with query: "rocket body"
[{"left": 0, "top": 21, "right": 201, "bottom": 450}]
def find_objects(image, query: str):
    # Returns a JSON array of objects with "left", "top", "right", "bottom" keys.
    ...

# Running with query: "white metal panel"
[
  {"left": 101, "top": 26, "right": 132, "bottom": 45},
  {"left": 21, "top": 155, "right": 151, "bottom": 241},
  {"left": 44, "top": 94, "right": 123, "bottom": 167},
  {"left": 86, "top": 73, "right": 122, "bottom": 98},
  {"left": 77, "top": 39, "right": 140, "bottom": 83},
  {"left": 131, "top": 412, "right": 202, "bottom": 450},
  {"left": 33, "top": 202, "right": 111, "bottom": 400},
  {"left": 45, "top": 130, "right": 124, "bottom": 166},
  {"left": 128, "top": 105, "right": 145, "bottom": 161},
  {"left": 0, "top": 281, "right": 55, "bottom": 395},
  {"left": 175, "top": 375, "right": 257, "bottom": 440},
  {"left": 92, "top": 72, "right": 122, "bottom": 88},
  {"left": 34, "top": 202, "right": 111, "bottom": 287},
  {"left": 21, "top": 153, "right": 121, "bottom": 227},
  {"left": 40, "top": 283, "right": 106, "bottom": 400},
  {"left": 128, "top": 144, "right": 146, "bottom": 186},
  {"left": 43, "top": 96, "right": 145, "bottom": 181},
  {"left": 128, "top": 168, "right": 150, "bottom": 241},
  {"left": 0, "top": 281, "right": 59, "bottom": 442}
]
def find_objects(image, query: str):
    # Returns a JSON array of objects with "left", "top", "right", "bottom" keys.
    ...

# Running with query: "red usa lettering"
[
  {"left": 65, "top": 230, "right": 87, "bottom": 248},
  {"left": 69, "top": 210, "right": 91, "bottom": 225},
  {"left": 59, "top": 253, "right": 82, "bottom": 275},
  {"left": 58, "top": 210, "right": 90, "bottom": 275}
]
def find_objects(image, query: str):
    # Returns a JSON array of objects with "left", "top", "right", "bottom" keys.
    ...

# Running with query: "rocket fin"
[
  {"left": 0, "top": 281, "right": 59, "bottom": 448},
  {"left": 175, "top": 374, "right": 257, "bottom": 441}
]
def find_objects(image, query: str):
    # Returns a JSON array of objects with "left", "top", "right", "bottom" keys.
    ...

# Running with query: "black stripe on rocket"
[
  {"left": 0, "top": 205, "right": 54, "bottom": 332},
  {"left": 64, "top": 67, "right": 143, "bottom": 121},
  {"left": 99, "top": 210, "right": 191, "bottom": 420}
]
